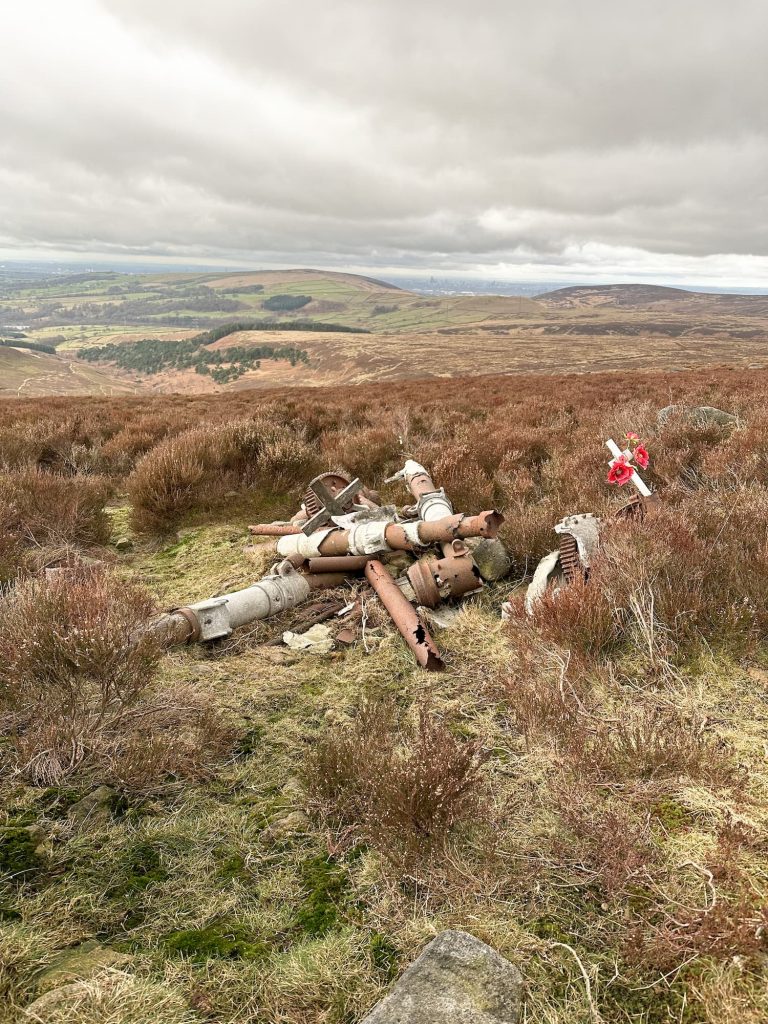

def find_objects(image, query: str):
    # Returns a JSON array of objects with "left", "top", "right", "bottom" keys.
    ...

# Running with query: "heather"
[{"left": 0, "top": 366, "right": 767, "bottom": 1023}]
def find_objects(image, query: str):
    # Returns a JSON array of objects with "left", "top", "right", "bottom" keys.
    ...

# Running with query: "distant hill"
[
  {"left": 0, "top": 346, "right": 137, "bottom": 397},
  {"left": 537, "top": 282, "right": 768, "bottom": 316},
  {"left": 3, "top": 269, "right": 768, "bottom": 396}
]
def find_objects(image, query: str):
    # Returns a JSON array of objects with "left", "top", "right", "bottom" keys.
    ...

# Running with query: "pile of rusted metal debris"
[{"left": 154, "top": 461, "right": 509, "bottom": 670}]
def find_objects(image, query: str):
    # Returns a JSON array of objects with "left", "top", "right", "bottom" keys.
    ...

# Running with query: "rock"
[
  {"left": 282, "top": 623, "right": 334, "bottom": 654},
  {"left": 114, "top": 536, "right": 133, "bottom": 553},
  {"left": 382, "top": 551, "right": 415, "bottom": 576},
  {"left": 267, "top": 810, "right": 311, "bottom": 839},
  {"left": 362, "top": 930, "right": 522, "bottom": 1024},
  {"left": 465, "top": 538, "right": 511, "bottom": 581},
  {"left": 67, "top": 785, "right": 116, "bottom": 825},
  {"left": 422, "top": 606, "right": 465, "bottom": 631},
  {"left": 257, "top": 646, "right": 300, "bottom": 665},
  {"left": 23, "top": 971, "right": 191, "bottom": 1021},
  {"left": 658, "top": 405, "right": 738, "bottom": 429},
  {"left": 35, "top": 940, "right": 130, "bottom": 995},
  {"left": 224, "top": 490, "right": 240, "bottom": 498}
]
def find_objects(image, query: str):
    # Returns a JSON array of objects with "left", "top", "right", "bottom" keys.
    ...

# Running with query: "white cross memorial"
[{"left": 605, "top": 438, "right": 652, "bottom": 497}]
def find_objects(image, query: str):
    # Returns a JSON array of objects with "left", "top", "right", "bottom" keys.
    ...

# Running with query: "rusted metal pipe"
[
  {"left": 364, "top": 559, "right": 445, "bottom": 671},
  {"left": 303, "top": 572, "right": 353, "bottom": 589},
  {"left": 276, "top": 510, "right": 504, "bottom": 561},
  {"left": 416, "top": 510, "right": 504, "bottom": 543},
  {"left": 249, "top": 523, "right": 302, "bottom": 536},
  {"left": 306, "top": 555, "right": 370, "bottom": 573}
]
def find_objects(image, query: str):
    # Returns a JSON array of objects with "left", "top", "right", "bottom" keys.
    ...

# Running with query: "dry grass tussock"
[{"left": 0, "top": 569, "right": 233, "bottom": 790}]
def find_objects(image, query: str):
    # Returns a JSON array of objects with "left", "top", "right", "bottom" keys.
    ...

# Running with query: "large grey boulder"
[
  {"left": 657, "top": 405, "right": 738, "bottom": 429},
  {"left": 361, "top": 930, "right": 522, "bottom": 1024}
]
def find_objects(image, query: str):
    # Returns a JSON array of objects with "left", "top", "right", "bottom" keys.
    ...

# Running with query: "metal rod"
[{"left": 364, "top": 559, "right": 445, "bottom": 671}]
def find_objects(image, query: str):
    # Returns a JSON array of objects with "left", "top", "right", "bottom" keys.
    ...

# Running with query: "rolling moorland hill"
[{"left": 2, "top": 269, "right": 768, "bottom": 395}]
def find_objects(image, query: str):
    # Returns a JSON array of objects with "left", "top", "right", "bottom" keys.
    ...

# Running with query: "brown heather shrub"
[
  {"left": 591, "top": 707, "right": 736, "bottom": 785},
  {"left": 128, "top": 417, "right": 318, "bottom": 533},
  {"left": 0, "top": 571, "right": 233, "bottom": 789},
  {"left": 628, "top": 898, "right": 768, "bottom": 971},
  {"left": 303, "top": 700, "right": 489, "bottom": 861},
  {"left": 554, "top": 784, "right": 660, "bottom": 898},
  {"left": 0, "top": 469, "right": 111, "bottom": 582}
]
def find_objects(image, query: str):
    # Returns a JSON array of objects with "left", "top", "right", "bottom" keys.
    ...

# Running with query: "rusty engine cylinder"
[{"left": 407, "top": 550, "right": 483, "bottom": 608}]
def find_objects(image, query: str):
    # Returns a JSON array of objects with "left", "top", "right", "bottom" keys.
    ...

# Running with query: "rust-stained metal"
[
  {"left": 277, "top": 510, "right": 504, "bottom": 560},
  {"left": 304, "top": 572, "right": 351, "bottom": 590},
  {"left": 249, "top": 523, "right": 303, "bottom": 536},
  {"left": 306, "top": 555, "right": 370, "bottom": 574},
  {"left": 302, "top": 474, "right": 362, "bottom": 535},
  {"left": 407, "top": 550, "right": 483, "bottom": 608},
  {"left": 558, "top": 531, "right": 585, "bottom": 584},
  {"left": 364, "top": 559, "right": 445, "bottom": 671},
  {"left": 303, "top": 473, "right": 355, "bottom": 518},
  {"left": 615, "top": 492, "right": 661, "bottom": 520},
  {"left": 416, "top": 510, "right": 504, "bottom": 543}
]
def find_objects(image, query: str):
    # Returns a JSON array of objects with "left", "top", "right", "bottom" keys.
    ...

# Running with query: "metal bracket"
[
  {"left": 187, "top": 596, "right": 231, "bottom": 641},
  {"left": 302, "top": 476, "right": 362, "bottom": 535}
]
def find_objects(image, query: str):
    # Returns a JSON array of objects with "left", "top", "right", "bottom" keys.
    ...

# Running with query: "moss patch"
[
  {"left": 164, "top": 922, "right": 270, "bottom": 963},
  {"left": 0, "top": 826, "right": 43, "bottom": 880},
  {"left": 294, "top": 855, "right": 349, "bottom": 938}
]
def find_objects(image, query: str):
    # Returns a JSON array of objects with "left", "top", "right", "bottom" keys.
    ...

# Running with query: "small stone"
[
  {"left": 362, "top": 930, "right": 522, "bottom": 1023},
  {"left": 422, "top": 606, "right": 464, "bottom": 630},
  {"left": 268, "top": 810, "right": 311, "bottom": 838},
  {"left": 67, "top": 786, "right": 116, "bottom": 825},
  {"left": 258, "top": 646, "right": 300, "bottom": 665},
  {"left": 382, "top": 551, "right": 415, "bottom": 575},
  {"left": 114, "top": 537, "right": 133, "bottom": 553},
  {"left": 35, "top": 940, "right": 130, "bottom": 995},
  {"left": 224, "top": 490, "right": 240, "bottom": 498}
]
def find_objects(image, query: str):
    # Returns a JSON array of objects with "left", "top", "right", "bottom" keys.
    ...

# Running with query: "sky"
[{"left": 2, "top": 1, "right": 768, "bottom": 287}]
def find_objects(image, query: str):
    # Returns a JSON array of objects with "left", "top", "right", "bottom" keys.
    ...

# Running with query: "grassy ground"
[
  {"left": 2, "top": 368, "right": 768, "bottom": 1021},
  {"left": 2, "top": 509, "right": 767, "bottom": 1022}
]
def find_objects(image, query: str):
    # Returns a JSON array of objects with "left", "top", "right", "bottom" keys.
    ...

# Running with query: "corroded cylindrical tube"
[
  {"left": 364, "top": 559, "right": 445, "bottom": 671},
  {"left": 306, "top": 556, "right": 370, "bottom": 573}
]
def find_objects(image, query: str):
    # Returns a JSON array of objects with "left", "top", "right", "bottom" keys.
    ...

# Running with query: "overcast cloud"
[{"left": 2, "top": 1, "right": 768, "bottom": 284}]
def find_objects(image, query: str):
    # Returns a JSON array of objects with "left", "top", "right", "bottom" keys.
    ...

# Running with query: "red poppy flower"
[
  {"left": 634, "top": 444, "right": 649, "bottom": 470},
  {"left": 607, "top": 457, "right": 634, "bottom": 486},
  {"left": 625, "top": 431, "right": 639, "bottom": 442}
]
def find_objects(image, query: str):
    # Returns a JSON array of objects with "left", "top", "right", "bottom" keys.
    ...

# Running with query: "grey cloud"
[{"left": 1, "top": 1, "right": 768, "bottom": 282}]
